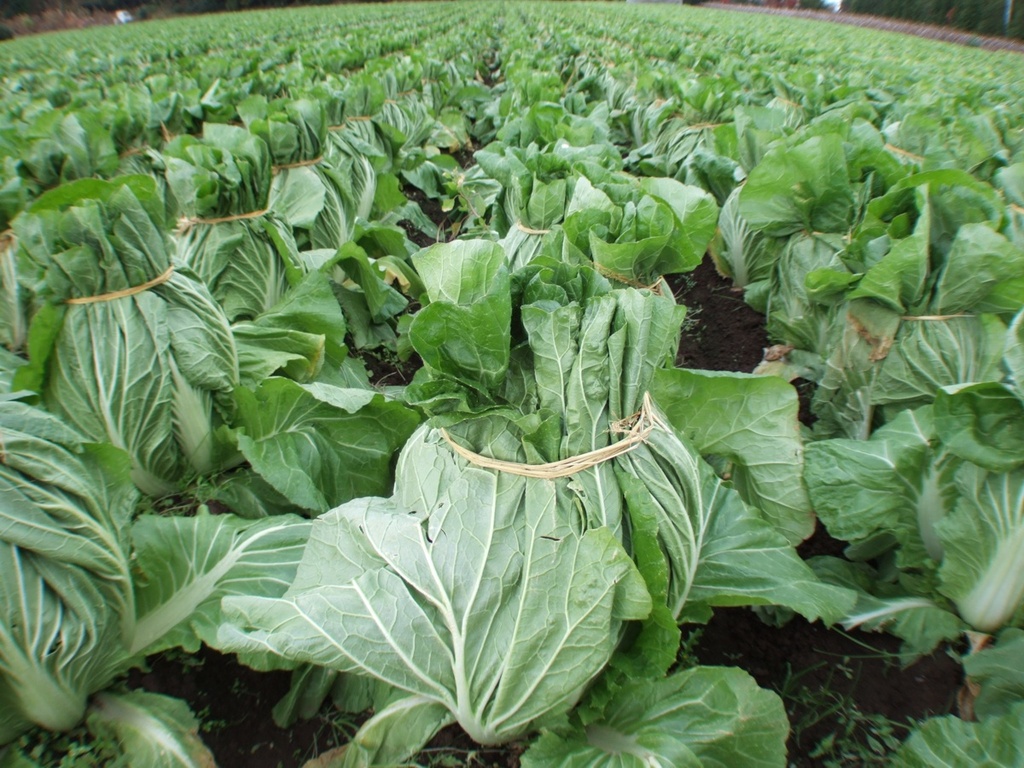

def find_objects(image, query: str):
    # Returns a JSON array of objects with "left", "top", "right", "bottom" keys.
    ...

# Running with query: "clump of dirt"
[{"left": 668, "top": 258, "right": 768, "bottom": 372}]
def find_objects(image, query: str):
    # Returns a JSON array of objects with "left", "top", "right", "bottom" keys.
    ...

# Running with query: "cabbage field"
[{"left": 1, "top": 2, "right": 1023, "bottom": 766}]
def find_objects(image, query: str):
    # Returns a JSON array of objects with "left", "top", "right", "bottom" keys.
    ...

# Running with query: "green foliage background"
[{"left": 841, "top": 0, "right": 1021, "bottom": 39}]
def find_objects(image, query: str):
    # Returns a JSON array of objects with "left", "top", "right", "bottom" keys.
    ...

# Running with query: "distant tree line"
[
  {"left": 1, "top": 0, "right": 393, "bottom": 21},
  {"left": 842, "top": 0, "right": 1021, "bottom": 38}
]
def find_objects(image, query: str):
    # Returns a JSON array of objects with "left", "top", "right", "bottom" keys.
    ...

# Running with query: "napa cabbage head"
[
  {"left": 805, "top": 377, "right": 1024, "bottom": 653},
  {"left": 12, "top": 175, "right": 239, "bottom": 496},
  {"left": 0, "top": 397, "right": 311, "bottom": 745}
]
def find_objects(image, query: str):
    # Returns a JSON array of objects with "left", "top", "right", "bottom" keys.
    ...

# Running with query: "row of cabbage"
[
  {"left": 501, "top": 5, "right": 1024, "bottom": 762},
  {"left": 1, "top": 3, "right": 1023, "bottom": 765},
  {"left": 0, "top": 4, "right": 490, "bottom": 760}
]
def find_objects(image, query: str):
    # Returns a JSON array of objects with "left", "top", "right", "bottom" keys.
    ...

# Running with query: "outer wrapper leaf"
[
  {"left": 807, "top": 403, "right": 1024, "bottom": 644},
  {"left": 813, "top": 308, "right": 1005, "bottom": 440},
  {"left": 410, "top": 240, "right": 511, "bottom": 393},
  {"left": 963, "top": 628, "right": 1024, "bottom": 720},
  {"left": 891, "top": 702, "right": 1024, "bottom": 768},
  {"left": 807, "top": 557, "right": 964, "bottom": 658},
  {"left": 637, "top": 177, "right": 718, "bottom": 275},
  {"left": 615, "top": 426, "right": 852, "bottom": 626},
  {"left": 0, "top": 234, "right": 26, "bottom": 354},
  {"left": 933, "top": 384, "right": 1024, "bottom": 472},
  {"left": 651, "top": 368, "right": 814, "bottom": 543},
  {"left": 232, "top": 270, "right": 349, "bottom": 386},
  {"left": 0, "top": 401, "right": 138, "bottom": 740},
  {"left": 130, "top": 511, "right": 312, "bottom": 658},
  {"left": 522, "top": 666, "right": 788, "bottom": 768},
  {"left": 13, "top": 177, "right": 240, "bottom": 496},
  {"left": 1006, "top": 309, "right": 1024, "bottom": 401},
  {"left": 176, "top": 215, "right": 302, "bottom": 322},
  {"left": 709, "top": 186, "right": 784, "bottom": 295},
  {"left": 805, "top": 407, "right": 954, "bottom": 568},
  {"left": 234, "top": 378, "right": 421, "bottom": 513},
  {"left": 937, "top": 465, "right": 1024, "bottom": 633},
  {"left": 765, "top": 233, "right": 849, "bottom": 359},
  {"left": 307, "top": 696, "right": 454, "bottom": 768},
  {"left": 738, "top": 134, "right": 855, "bottom": 237},
  {"left": 86, "top": 691, "right": 217, "bottom": 768}
]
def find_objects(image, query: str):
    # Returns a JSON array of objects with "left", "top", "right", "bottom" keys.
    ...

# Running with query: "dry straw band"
[
  {"left": 901, "top": 313, "right": 973, "bottom": 321},
  {"left": 966, "top": 630, "right": 993, "bottom": 655},
  {"left": 328, "top": 116, "right": 373, "bottom": 131},
  {"left": 1011, "top": 203, "right": 1024, "bottom": 215},
  {"left": 177, "top": 208, "right": 269, "bottom": 234},
  {"left": 0, "top": 230, "right": 14, "bottom": 258},
  {"left": 66, "top": 265, "right": 175, "bottom": 305},
  {"left": 885, "top": 144, "right": 925, "bottom": 162},
  {"left": 592, "top": 261, "right": 664, "bottom": 294},
  {"left": 516, "top": 221, "right": 551, "bottom": 236},
  {"left": 441, "top": 393, "right": 664, "bottom": 479},
  {"left": 273, "top": 156, "right": 324, "bottom": 173}
]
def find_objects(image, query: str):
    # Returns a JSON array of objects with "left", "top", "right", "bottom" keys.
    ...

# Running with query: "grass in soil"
[{"left": 695, "top": 605, "right": 961, "bottom": 767}]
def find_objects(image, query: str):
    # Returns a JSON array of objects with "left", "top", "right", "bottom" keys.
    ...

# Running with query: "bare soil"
[{"left": 668, "top": 258, "right": 768, "bottom": 372}]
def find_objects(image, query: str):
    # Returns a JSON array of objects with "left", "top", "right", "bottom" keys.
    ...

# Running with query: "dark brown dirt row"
[
  {"left": 129, "top": 649, "right": 334, "bottom": 767},
  {"left": 668, "top": 258, "right": 769, "bottom": 372}
]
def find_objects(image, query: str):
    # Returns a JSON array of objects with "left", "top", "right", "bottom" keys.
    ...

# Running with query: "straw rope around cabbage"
[{"left": 440, "top": 392, "right": 667, "bottom": 479}]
